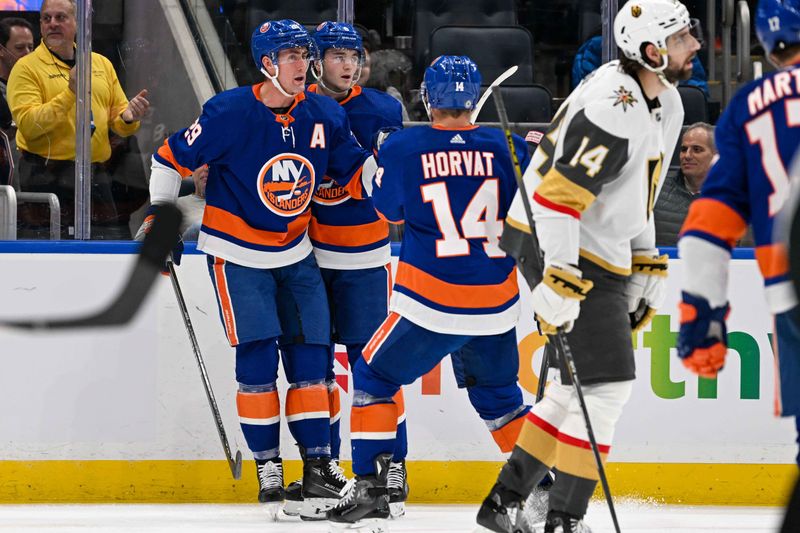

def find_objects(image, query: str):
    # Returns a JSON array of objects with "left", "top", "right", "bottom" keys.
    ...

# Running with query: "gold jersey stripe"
[{"left": 535, "top": 167, "right": 597, "bottom": 214}]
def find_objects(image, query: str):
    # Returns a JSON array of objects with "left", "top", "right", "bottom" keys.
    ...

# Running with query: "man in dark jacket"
[{"left": 654, "top": 122, "right": 716, "bottom": 246}]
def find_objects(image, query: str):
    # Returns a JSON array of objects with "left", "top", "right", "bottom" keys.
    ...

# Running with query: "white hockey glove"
[
  {"left": 531, "top": 262, "right": 594, "bottom": 335},
  {"left": 626, "top": 250, "right": 669, "bottom": 333}
]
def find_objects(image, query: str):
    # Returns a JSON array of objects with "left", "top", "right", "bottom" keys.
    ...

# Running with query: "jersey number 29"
[{"left": 421, "top": 179, "right": 505, "bottom": 258}]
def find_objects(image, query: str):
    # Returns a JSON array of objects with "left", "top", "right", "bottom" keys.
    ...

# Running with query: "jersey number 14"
[{"left": 421, "top": 179, "right": 505, "bottom": 258}]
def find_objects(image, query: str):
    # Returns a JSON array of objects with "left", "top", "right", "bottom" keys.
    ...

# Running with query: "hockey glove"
[
  {"left": 531, "top": 262, "right": 594, "bottom": 335},
  {"left": 372, "top": 126, "right": 401, "bottom": 154},
  {"left": 626, "top": 250, "right": 669, "bottom": 333},
  {"left": 677, "top": 291, "right": 730, "bottom": 378},
  {"left": 136, "top": 205, "right": 183, "bottom": 273}
]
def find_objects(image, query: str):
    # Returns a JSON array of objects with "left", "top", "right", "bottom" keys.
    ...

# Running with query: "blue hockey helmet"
[
  {"left": 313, "top": 21, "right": 364, "bottom": 60},
  {"left": 755, "top": 0, "right": 800, "bottom": 56},
  {"left": 421, "top": 55, "right": 482, "bottom": 111},
  {"left": 251, "top": 19, "right": 316, "bottom": 71}
]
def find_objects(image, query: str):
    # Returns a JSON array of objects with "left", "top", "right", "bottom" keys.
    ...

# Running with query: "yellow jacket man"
[{"left": 7, "top": 0, "right": 149, "bottom": 239}]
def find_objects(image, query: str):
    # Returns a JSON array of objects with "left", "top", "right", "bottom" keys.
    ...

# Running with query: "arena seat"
[
  {"left": 412, "top": 0, "right": 517, "bottom": 76},
  {"left": 475, "top": 84, "right": 553, "bottom": 123},
  {"left": 428, "top": 25, "right": 534, "bottom": 85},
  {"left": 677, "top": 85, "right": 709, "bottom": 125}
]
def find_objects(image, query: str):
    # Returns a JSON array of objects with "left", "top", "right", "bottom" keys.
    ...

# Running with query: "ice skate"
[
  {"left": 522, "top": 473, "right": 553, "bottom": 525},
  {"left": 475, "top": 482, "right": 531, "bottom": 533},
  {"left": 327, "top": 454, "right": 391, "bottom": 530},
  {"left": 386, "top": 459, "right": 409, "bottom": 518},
  {"left": 300, "top": 457, "right": 353, "bottom": 520},
  {"left": 256, "top": 458, "right": 284, "bottom": 521},
  {"left": 282, "top": 479, "right": 303, "bottom": 517},
  {"left": 536, "top": 510, "right": 592, "bottom": 533}
]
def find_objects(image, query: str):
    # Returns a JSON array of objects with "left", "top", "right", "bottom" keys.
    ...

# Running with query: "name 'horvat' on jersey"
[
  {"left": 747, "top": 67, "right": 800, "bottom": 115},
  {"left": 420, "top": 150, "right": 496, "bottom": 179}
]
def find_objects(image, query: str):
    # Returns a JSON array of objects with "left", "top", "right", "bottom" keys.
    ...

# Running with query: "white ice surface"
[{"left": 0, "top": 501, "right": 784, "bottom": 532}]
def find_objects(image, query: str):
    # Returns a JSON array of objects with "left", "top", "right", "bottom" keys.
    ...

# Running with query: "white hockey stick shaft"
[{"left": 470, "top": 65, "right": 518, "bottom": 124}]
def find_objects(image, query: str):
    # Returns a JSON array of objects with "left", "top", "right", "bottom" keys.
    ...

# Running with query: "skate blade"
[
  {"left": 300, "top": 497, "right": 339, "bottom": 520},
  {"left": 261, "top": 502, "right": 283, "bottom": 522},
  {"left": 389, "top": 501, "right": 405, "bottom": 519},
  {"left": 282, "top": 500, "right": 302, "bottom": 517},
  {"left": 327, "top": 518, "right": 389, "bottom": 532}
]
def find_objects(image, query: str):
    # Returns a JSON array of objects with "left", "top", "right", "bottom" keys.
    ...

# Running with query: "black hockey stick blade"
[{"left": 4, "top": 204, "right": 181, "bottom": 330}]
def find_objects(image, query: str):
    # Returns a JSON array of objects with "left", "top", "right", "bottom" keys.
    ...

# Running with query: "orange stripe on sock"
[
  {"left": 328, "top": 386, "right": 341, "bottom": 418},
  {"left": 491, "top": 415, "right": 525, "bottom": 453},
  {"left": 285, "top": 384, "right": 329, "bottom": 417},
  {"left": 236, "top": 390, "right": 279, "bottom": 420},
  {"left": 351, "top": 403, "right": 398, "bottom": 434},
  {"left": 393, "top": 389, "right": 405, "bottom": 419}
]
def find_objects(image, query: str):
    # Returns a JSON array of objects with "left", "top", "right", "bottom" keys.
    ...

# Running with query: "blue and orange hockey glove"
[
  {"left": 136, "top": 204, "right": 183, "bottom": 273},
  {"left": 677, "top": 291, "right": 730, "bottom": 378}
]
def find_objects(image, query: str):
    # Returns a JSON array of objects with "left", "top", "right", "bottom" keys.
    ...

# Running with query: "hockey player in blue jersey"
[
  {"left": 326, "top": 55, "right": 532, "bottom": 527},
  {"left": 278, "top": 21, "right": 409, "bottom": 520},
  {"left": 678, "top": 0, "right": 800, "bottom": 466},
  {"left": 137, "top": 19, "right": 378, "bottom": 518}
]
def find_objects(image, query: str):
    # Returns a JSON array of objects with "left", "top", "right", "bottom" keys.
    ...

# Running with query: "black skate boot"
[
  {"left": 282, "top": 479, "right": 303, "bottom": 517},
  {"left": 326, "top": 453, "right": 391, "bottom": 529},
  {"left": 256, "top": 458, "right": 284, "bottom": 521},
  {"left": 542, "top": 510, "right": 592, "bottom": 533},
  {"left": 476, "top": 482, "right": 530, "bottom": 533},
  {"left": 299, "top": 457, "right": 353, "bottom": 520},
  {"left": 386, "top": 459, "right": 409, "bottom": 518}
]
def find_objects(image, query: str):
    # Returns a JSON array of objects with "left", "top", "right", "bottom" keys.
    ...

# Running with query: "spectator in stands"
[
  {"left": 364, "top": 48, "right": 412, "bottom": 121},
  {"left": 176, "top": 165, "right": 207, "bottom": 241},
  {"left": 8, "top": 0, "right": 149, "bottom": 239},
  {"left": 0, "top": 17, "right": 34, "bottom": 186},
  {"left": 571, "top": 33, "right": 710, "bottom": 97},
  {"left": 654, "top": 122, "right": 717, "bottom": 246}
]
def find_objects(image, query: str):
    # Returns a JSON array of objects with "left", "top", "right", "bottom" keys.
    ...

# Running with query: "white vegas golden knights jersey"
[{"left": 506, "top": 60, "right": 683, "bottom": 275}]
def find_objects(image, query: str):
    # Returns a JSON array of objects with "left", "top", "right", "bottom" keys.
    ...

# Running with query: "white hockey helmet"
[{"left": 614, "top": 0, "right": 691, "bottom": 72}]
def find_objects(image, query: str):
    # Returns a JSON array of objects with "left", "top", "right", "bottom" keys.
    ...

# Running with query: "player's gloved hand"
[
  {"left": 372, "top": 126, "right": 401, "bottom": 153},
  {"left": 626, "top": 250, "right": 669, "bottom": 333},
  {"left": 677, "top": 292, "right": 730, "bottom": 378},
  {"left": 531, "top": 262, "right": 594, "bottom": 335},
  {"left": 135, "top": 205, "right": 183, "bottom": 273}
]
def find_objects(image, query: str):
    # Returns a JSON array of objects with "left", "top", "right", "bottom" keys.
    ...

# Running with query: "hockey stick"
[
  {"left": 470, "top": 65, "right": 518, "bottom": 124},
  {"left": 166, "top": 260, "right": 243, "bottom": 480},
  {"left": 492, "top": 89, "right": 622, "bottom": 533},
  {"left": 2, "top": 204, "right": 181, "bottom": 330}
]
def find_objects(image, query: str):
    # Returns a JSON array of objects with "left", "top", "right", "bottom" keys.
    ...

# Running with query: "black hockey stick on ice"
[
  {"left": 166, "top": 260, "right": 243, "bottom": 480},
  {"left": 492, "top": 89, "right": 621, "bottom": 533},
  {"left": 3, "top": 204, "right": 182, "bottom": 330}
]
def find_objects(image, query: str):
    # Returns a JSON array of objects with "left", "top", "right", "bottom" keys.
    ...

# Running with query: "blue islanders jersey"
[
  {"left": 307, "top": 84, "right": 402, "bottom": 269},
  {"left": 681, "top": 64, "right": 800, "bottom": 312},
  {"left": 373, "top": 124, "right": 530, "bottom": 335},
  {"left": 155, "top": 83, "right": 371, "bottom": 269}
]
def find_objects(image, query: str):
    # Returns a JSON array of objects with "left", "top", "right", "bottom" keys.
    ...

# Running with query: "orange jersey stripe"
[
  {"left": 680, "top": 198, "right": 747, "bottom": 247},
  {"left": 156, "top": 140, "right": 193, "bottom": 178},
  {"left": 755, "top": 243, "right": 789, "bottom": 279},
  {"left": 351, "top": 403, "right": 398, "bottom": 433},
  {"left": 363, "top": 312, "right": 401, "bottom": 363},
  {"left": 394, "top": 261, "right": 518, "bottom": 309},
  {"left": 309, "top": 217, "right": 389, "bottom": 247},
  {"left": 236, "top": 390, "right": 279, "bottom": 420},
  {"left": 285, "top": 384, "right": 329, "bottom": 417},
  {"left": 203, "top": 205, "right": 310, "bottom": 248},
  {"left": 212, "top": 257, "right": 238, "bottom": 345}
]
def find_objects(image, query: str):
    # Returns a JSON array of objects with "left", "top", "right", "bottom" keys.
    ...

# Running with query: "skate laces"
[
  {"left": 258, "top": 460, "right": 283, "bottom": 490},
  {"left": 328, "top": 459, "right": 355, "bottom": 495},
  {"left": 331, "top": 479, "right": 357, "bottom": 509},
  {"left": 386, "top": 462, "right": 405, "bottom": 490}
]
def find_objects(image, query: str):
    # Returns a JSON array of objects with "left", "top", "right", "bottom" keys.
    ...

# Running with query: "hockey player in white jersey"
[{"left": 476, "top": 1, "right": 698, "bottom": 532}]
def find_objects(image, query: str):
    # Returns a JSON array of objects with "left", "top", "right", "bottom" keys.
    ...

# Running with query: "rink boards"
[{"left": 0, "top": 243, "right": 795, "bottom": 505}]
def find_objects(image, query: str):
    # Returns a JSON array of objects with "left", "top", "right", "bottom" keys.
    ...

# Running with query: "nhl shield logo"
[
  {"left": 313, "top": 176, "right": 350, "bottom": 206},
  {"left": 257, "top": 153, "right": 315, "bottom": 217},
  {"left": 259, "top": 22, "right": 270, "bottom": 33}
]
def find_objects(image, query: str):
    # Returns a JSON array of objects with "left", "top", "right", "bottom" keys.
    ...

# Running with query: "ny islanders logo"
[
  {"left": 313, "top": 176, "right": 350, "bottom": 206},
  {"left": 257, "top": 154, "right": 315, "bottom": 217}
]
